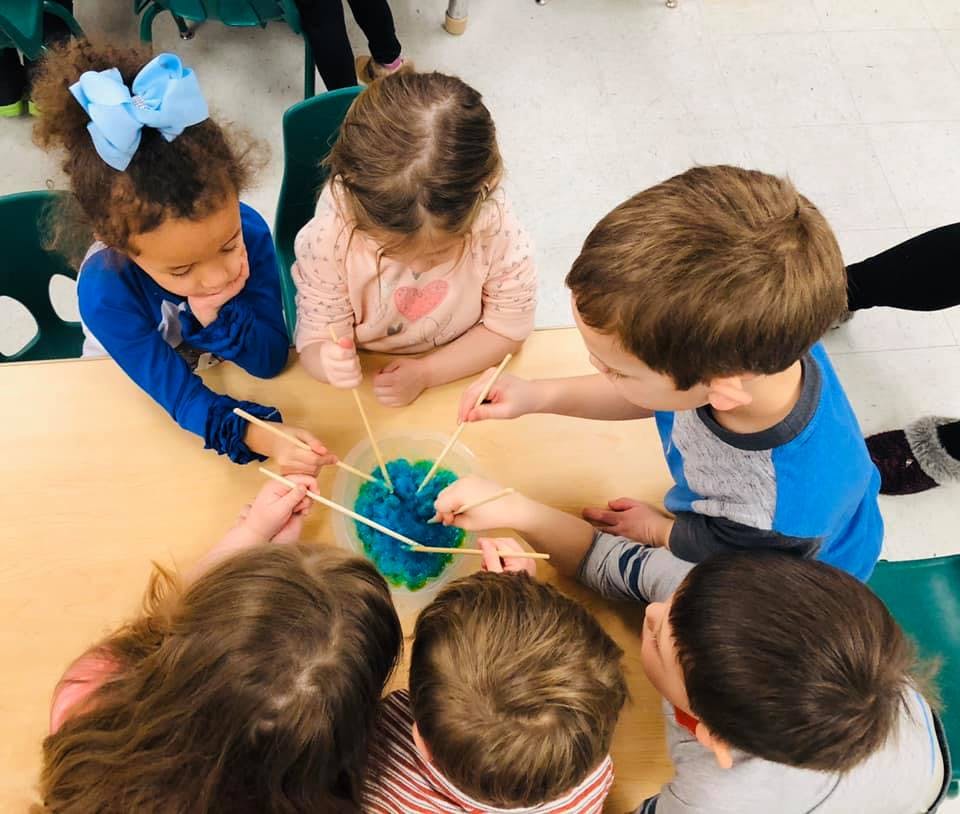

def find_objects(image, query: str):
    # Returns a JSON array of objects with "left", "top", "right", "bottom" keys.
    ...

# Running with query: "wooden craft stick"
[
  {"left": 327, "top": 326, "right": 394, "bottom": 492},
  {"left": 427, "top": 487, "right": 516, "bottom": 524},
  {"left": 416, "top": 353, "right": 513, "bottom": 493},
  {"left": 259, "top": 467, "right": 418, "bottom": 547},
  {"left": 409, "top": 544, "right": 550, "bottom": 560},
  {"left": 233, "top": 407, "right": 379, "bottom": 486},
  {"left": 233, "top": 407, "right": 312, "bottom": 452}
]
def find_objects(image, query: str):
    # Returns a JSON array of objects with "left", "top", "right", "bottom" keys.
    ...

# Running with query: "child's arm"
[
  {"left": 291, "top": 196, "right": 363, "bottom": 388},
  {"left": 79, "top": 267, "right": 332, "bottom": 472},
  {"left": 433, "top": 476, "right": 597, "bottom": 576},
  {"left": 179, "top": 205, "right": 290, "bottom": 379},
  {"left": 435, "top": 476, "right": 691, "bottom": 602},
  {"left": 373, "top": 324, "right": 519, "bottom": 407},
  {"left": 186, "top": 476, "right": 315, "bottom": 583},
  {"left": 458, "top": 371, "right": 652, "bottom": 423}
]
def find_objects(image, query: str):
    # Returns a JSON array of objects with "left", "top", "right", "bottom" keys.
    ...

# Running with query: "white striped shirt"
[{"left": 362, "top": 691, "right": 614, "bottom": 814}]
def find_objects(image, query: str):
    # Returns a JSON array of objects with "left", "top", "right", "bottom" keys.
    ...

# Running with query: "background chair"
[
  {"left": 869, "top": 555, "right": 960, "bottom": 798},
  {"left": 0, "top": 191, "right": 85, "bottom": 362},
  {"left": 273, "top": 85, "right": 361, "bottom": 340},
  {"left": 136, "top": 0, "right": 316, "bottom": 98},
  {"left": 0, "top": 1, "right": 83, "bottom": 60}
]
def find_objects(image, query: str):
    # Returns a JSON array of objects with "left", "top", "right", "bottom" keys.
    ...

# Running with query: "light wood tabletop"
[{"left": 0, "top": 328, "right": 674, "bottom": 812}]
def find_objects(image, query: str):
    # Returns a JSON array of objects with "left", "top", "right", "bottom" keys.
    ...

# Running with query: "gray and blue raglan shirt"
[{"left": 655, "top": 343, "right": 883, "bottom": 580}]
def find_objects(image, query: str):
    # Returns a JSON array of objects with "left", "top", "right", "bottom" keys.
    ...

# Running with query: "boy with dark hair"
[{"left": 457, "top": 165, "right": 881, "bottom": 579}]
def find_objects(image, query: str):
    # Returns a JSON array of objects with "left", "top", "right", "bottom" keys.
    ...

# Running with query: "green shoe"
[
  {"left": 27, "top": 100, "right": 39, "bottom": 117},
  {"left": 0, "top": 98, "right": 25, "bottom": 118}
]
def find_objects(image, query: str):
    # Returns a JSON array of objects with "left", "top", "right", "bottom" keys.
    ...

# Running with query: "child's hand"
[
  {"left": 582, "top": 497, "right": 674, "bottom": 548},
  {"left": 434, "top": 476, "right": 523, "bottom": 530},
  {"left": 373, "top": 358, "right": 428, "bottom": 407},
  {"left": 321, "top": 336, "right": 363, "bottom": 389},
  {"left": 188, "top": 244, "right": 250, "bottom": 327},
  {"left": 244, "top": 422, "right": 338, "bottom": 476},
  {"left": 458, "top": 371, "right": 541, "bottom": 423},
  {"left": 238, "top": 475, "right": 316, "bottom": 545},
  {"left": 479, "top": 537, "right": 537, "bottom": 577}
]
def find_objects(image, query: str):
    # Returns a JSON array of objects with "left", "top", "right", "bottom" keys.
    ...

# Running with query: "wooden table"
[{"left": 0, "top": 328, "right": 674, "bottom": 812}]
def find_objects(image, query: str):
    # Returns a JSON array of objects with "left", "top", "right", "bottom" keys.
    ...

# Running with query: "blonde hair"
[
  {"left": 409, "top": 572, "right": 627, "bottom": 808},
  {"left": 323, "top": 70, "right": 502, "bottom": 255},
  {"left": 40, "top": 544, "right": 402, "bottom": 813},
  {"left": 567, "top": 165, "right": 847, "bottom": 389}
]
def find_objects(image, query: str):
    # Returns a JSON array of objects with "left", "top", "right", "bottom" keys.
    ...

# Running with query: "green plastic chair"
[
  {"left": 136, "top": 0, "right": 316, "bottom": 98},
  {"left": 0, "top": 1, "right": 84, "bottom": 59},
  {"left": 0, "top": 191, "right": 85, "bottom": 362},
  {"left": 869, "top": 555, "right": 960, "bottom": 798},
  {"left": 273, "top": 85, "right": 362, "bottom": 340}
]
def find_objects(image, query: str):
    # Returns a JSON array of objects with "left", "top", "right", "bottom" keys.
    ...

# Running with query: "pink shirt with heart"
[{"left": 292, "top": 185, "right": 537, "bottom": 355}]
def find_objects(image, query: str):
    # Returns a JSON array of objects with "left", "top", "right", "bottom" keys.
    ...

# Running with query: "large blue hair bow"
[{"left": 69, "top": 53, "right": 209, "bottom": 172}]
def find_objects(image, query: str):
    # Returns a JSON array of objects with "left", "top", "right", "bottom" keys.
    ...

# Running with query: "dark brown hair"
[
  {"left": 40, "top": 544, "right": 402, "bottom": 813},
  {"left": 32, "top": 40, "right": 260, "bottom": 262},
  {"left": 670, "top": 551, "right": 931, "bottom": 772},
  {"left": 323, "top": 70, "right": 502, "bottom": 253},
  {"left": 409, "top": 572, "right": 627, "bottom": 807},
  {"left": 567, "top": 165, "right": 847, "bottom": 389}
]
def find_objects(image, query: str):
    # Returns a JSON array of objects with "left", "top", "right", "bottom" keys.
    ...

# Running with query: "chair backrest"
[
  {"left": 0, "top": 0, "right": 44, "bottom": 57},
  {"left": 273, "top": 86, "right": 362, "bottom": 340},
  {"left": 869, "top": 555, "right": 960, "bottom": 798},
  {"left": 154, "top": 0, "right": 289, "bottom": 26},
  {"left": 0, "top": 190, "right": 85, "bottom": 362}
]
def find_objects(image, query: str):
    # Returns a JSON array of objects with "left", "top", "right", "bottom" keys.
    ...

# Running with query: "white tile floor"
[{"left": 2, "top": 2, "right": 959, "bottom": 550}]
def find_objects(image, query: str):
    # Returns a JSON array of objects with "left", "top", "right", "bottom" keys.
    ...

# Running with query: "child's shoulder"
[
  {"left": 472, "top": 187, "right": 522, "bottom": 239},
  {"left": 238, "top": 201, "right": 272, "bottom": 240},
  {"left": 77, "top": 244, "right": 139, "bottom": 308}
]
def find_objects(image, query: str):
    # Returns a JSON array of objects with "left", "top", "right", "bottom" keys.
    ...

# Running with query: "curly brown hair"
[
  {"left": 323, "top": 69, "right": 502, "bottom": 253},
  {"left": 32, "top": 40, "right": 261, "bottom": 263},
  {"left": 39, "top": 544, "right": 402, "bottom": 813}
]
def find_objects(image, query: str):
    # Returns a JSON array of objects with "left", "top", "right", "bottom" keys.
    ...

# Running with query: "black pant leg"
[
  {"left": 294, "top": 0, "right": 359, "bottom": 90},
  {"left": 847, "top": 223, "right": 960, "bottom": 312},
  {"left": 344, "top": 0, "right": 401, "bottom": 64}
]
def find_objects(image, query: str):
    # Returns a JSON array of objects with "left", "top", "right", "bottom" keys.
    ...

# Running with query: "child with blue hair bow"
[{"left": 33, "top": 41, "right": 334, "bottom": 474}]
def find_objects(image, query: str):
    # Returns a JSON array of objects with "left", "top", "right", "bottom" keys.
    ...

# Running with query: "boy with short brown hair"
[
  {"left": 362, "top": 543, "right": 628, "bottom": 814},
  {"left": 458, "top": 165, "right": 882, "bottom": 580}
]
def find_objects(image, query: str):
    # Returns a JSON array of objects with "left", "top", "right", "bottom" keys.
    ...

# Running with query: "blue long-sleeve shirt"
[
  {"left": 655, "top": 343, "right": 882, "bottom": 581},
  {"left": 78, "top": 203, "right": 289, "bottom": 463}
]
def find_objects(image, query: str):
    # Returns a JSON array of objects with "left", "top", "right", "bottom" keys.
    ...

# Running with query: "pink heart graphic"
[{"left": 394, "top": 280, "right": 448, "bottom": 322}]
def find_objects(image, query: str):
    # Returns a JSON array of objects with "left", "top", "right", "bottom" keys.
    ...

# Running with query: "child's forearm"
[
  {"left": 421, "top": 325, "right": 521, "bottom": 388},
  {"left": 298, "top": 342, "right": 333, "bottom": 383},
  {"left": 535, "top": 375, "right": 652, "bottom": 420},
  {"left": 509, "top": 495, "right": 597, "bottom": 577}
]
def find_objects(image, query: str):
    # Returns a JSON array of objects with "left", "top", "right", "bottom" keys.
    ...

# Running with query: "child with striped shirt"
[{"left": 363, "top": 539, "right": 627, "bottom": 813}]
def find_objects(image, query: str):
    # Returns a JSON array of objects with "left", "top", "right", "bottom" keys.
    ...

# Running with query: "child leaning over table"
[
  {"left": 433, "top": 490, "right": 950, "bottom": 814},
  {"left": 362, "top": 539, "right": 627, "bottom": 814},
  {"left": 457, "top": 165, "right": 882, "bottom": 580},
  {"left": 41, "top": 477, "right": 403, "bottom": 813},
  {"left": 33, "top": 42, "right": 333, "bottom": 474},
  {"left": 292, "top": 70, "right": 536, "bottom": 408}
]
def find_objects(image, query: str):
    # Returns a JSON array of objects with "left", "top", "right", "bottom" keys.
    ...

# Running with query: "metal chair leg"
[
  {"left": 174, "top": 14, "right": 194, "bottom": 39},
  {"left": 303, "top": 38, "right": 315, "bottom": 98},
  {"left": 444, "top": 0, "right": 467, "bottom": 34}
]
